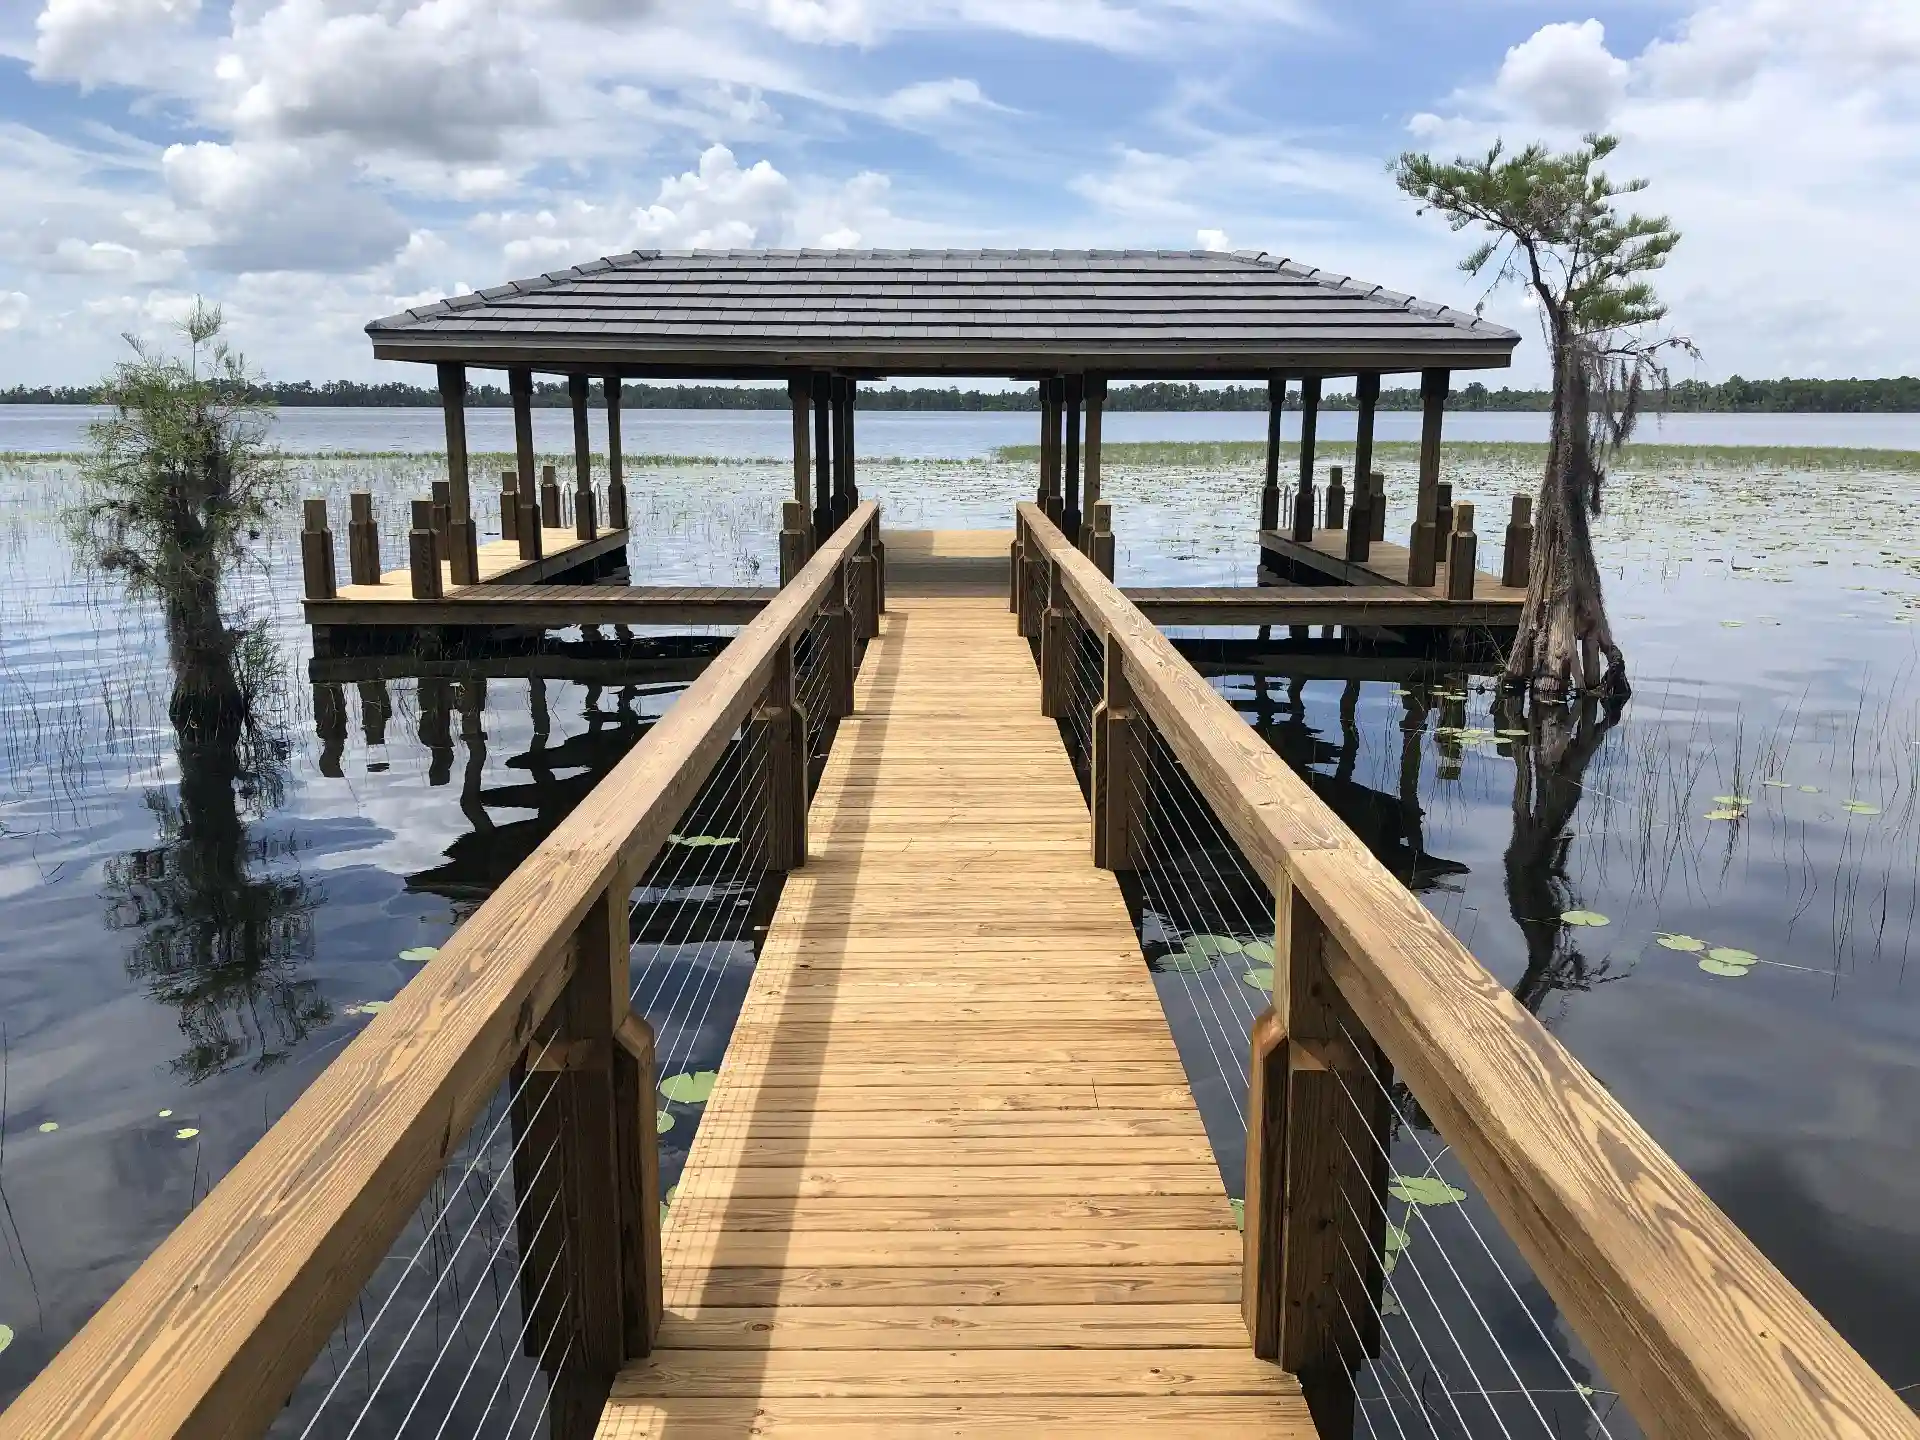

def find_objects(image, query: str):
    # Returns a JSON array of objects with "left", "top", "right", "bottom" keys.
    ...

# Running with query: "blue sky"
[{"left": 1, "top": 1, "right": 1915, "bottom": 386}]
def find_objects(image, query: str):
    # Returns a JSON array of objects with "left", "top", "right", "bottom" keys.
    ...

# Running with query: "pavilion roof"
[{"left": 366, "top": 249, "right": 1519, "bottom": 379}]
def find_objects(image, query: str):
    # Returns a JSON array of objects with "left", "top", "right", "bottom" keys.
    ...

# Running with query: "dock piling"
[
  {"left": 430, "top": 480, "right": 453, "bottom": 569},
  {"left": 1369, "top": 471, "right": 1387, "bottom": 543},
  {"left": 540, "top": 464, "right": 561, "bottom": 530},
  {"left": 1434, "top": 481, "right": 1454, "bottom": 553},
  {"left": 1291, "top": 377, "right": 1320, "bottom": 543},
  {"left": 1502, "top": 494, "right": 1533, "bottom": 588},
  {"left": 347, "top": 492, "right": 380, "bottom": 586},
  {"left": 1344, "top": 464, "right": 1371, "bottom": 563},
  {"left": 301, "top": 498, "right": 337, "bottom": 600},
  {"left": 1325, "top": 466, "right": 1346, "bottom": 531},
  {"left": 1089, "top": 499, "right": 1115, "bottom": 580},
  {"left": 779, "top": 500, "right": 809, "bottom": 586},
  {"left": 499, "top": 470, "right": 518, "bottom": 543},
  {"left": 1446, "top": 502, "right": 1478, "bottom": 600},
  {"left": 605, "top": 378, "right": 629, "bottom": 531},
  {"left": 408, "top": 499, "right": 443, "bottom": 599}
]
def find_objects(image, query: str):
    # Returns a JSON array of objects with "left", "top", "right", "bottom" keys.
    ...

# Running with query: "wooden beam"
[
  {"left": 1290, "top": 377, "right": 1319, "bottom": 544},
  {"left": 605, "top": 376, "right": 629, "bottom": 531},
  {"left": 0, "top": 504, "right": 882, "bottom": 1440},
  {"left": 437, "top": 362, "right": 479, "bottom": 586},
  {"left": 570, "top": 374, "right": 597, "bottom": 542},
  {"left": 1409, "top": 368, "right": 1448, "bottom": 587},
  {"left": 1261, "top": 373, "right": 1285, "bottom": 533},
  {"left": 1015, "top": 501, "right": 1920, "bottom": 1440},
  {"left": 510, "top": 367, "right": 541, "bottom": 561},
  {"left": 1344, "top": 374, "right": 1379, "bottom": 563},
  {"left": 1063, "top": 374, "right": 1083, "bottom": 542}
]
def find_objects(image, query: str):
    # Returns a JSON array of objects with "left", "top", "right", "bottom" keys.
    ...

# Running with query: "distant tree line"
[{"left": 7, "top": 374, "right": 1919, "bottom": 412}]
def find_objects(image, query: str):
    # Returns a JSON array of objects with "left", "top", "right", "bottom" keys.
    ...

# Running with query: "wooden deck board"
[{"left": 600, "top": 579, "right": 1310, "bottom": 1437}]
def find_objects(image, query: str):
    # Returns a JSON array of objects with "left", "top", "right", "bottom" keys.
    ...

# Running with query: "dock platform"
[
  {"left": 1257, "top": 528, "right": 1525, "bottom": 613},
  {"left": 597, "top": 549, "right": 1311, "bottom": 1437}
]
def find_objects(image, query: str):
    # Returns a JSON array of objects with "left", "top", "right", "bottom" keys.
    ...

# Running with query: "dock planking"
[{"left": 597, "top": 566, "right": 1311, "bottom": 1436}]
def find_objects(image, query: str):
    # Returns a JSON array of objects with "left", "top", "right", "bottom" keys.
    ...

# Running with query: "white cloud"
[
  {"left": 162, "top": 140, "right": 409, "bottom": 273},
  {"left": 1196, "top": 228, "right": 1230, "bottom": 251},
  {"left": 33, "top": 0, "right": 199, "bottom": 83},
  {"left": 878, "top": 77, "right": 996, "bottom": 125},
  {"left": 0, "top": 291, "right": 29, "bottom": 331},
  {"left": 1490, "top": 20, "right": 1629, "bottom": 129}
]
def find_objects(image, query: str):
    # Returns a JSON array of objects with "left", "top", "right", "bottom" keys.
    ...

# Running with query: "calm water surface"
[{"left": 0, "top": 415, "right": 1916, "bottom": 1419}]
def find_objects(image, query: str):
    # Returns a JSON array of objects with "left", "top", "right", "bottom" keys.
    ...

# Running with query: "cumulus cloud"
[
  {"left": 878, "top": 77, "right": 996, "bottom": 125},
  {"left": 1490, "top": 20, "right": 1629, "bottom": 129},
  {"left": 33, "top": 0, "right": 199, "bottom": 83},
  {"left": 1196, "top": 228, "right": 1230, "bottom": 251},
  {"left": 162, "top": 140, "right": 410, "bottom": 272},
  {"left": 0, "top": 292, "right": 29, "bottom": 332}
]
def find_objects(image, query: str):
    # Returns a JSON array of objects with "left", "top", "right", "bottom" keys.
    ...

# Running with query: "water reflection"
[{"left": 102, "top": 588, "right": 325, "bottom": 1083}]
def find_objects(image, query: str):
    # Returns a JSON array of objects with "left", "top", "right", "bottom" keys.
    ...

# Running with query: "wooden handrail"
[
  {"left": 1015, "top": 503, "right": 1918, "bottom": 1440},
  {"left": 2, "top": 503, "right": 879, "bottom": 1440}
]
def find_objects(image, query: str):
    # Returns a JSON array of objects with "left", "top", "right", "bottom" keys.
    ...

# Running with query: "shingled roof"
[{"left": 366, "top": 249, "right": 1519, "bottom": 378}]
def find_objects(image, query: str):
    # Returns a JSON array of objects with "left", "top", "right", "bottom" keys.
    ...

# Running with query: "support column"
[
  {"left": 1036, "top": 379, "right": 1055, "bottom": 506},
  {"left": 437, "top": 361, "right": 479, "bottom": 585},
  {"left": 510, "top": 367, "right": 542, "bottom": 561},
  {"left": 604, "top": 377, "right": 628, "bottom": 531},
  {"left": 846, "top": 378, "right": 859, "bottom": 509},
  {"left": 1090, "top": 632, "right": 1135, "bottom": 871},
  {"left": 1261, "top": 373, "right": 1285, "bottom": 533},
  {"left": 830, "top": 376, "right": 852, "bottom": 527},
  {"left": 1345, "top": 373, "right": 1381, "bottom": 563},
  {"left": 569, "top": 375, "right": 597, "bottom": 542},
  {"left": 1082, "top": 376, "right": 1106, "bottom": 553},
  {"left": 1409, "top": 368, "right": 1448, "bottom": 588},
  {"left": 813, "top": 372, "right": 833, "bottom": 540},
  {"left": 788, "top": 374, "right": 813, "bottom": 545},
  {"left": 1063, "top": 374, "right": 1083, "bottom": 543},
  {"left": 1291, "top": 376, "right": 1320, "bottom": 543}
]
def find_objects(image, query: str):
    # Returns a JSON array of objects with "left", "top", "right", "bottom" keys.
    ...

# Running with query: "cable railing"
[
  {"left": 2, "top": 503, "right": 883, "bottom": 1440},
  {"left": 1012, "top": 502, "right": 1917, "bottom": 1440}
]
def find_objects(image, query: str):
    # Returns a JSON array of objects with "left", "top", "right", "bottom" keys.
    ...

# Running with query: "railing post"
[
  {"left": 1090, "top": 631, "right": 1135, "bottom": 870},
  {"left": 545, "top": 878, "right": 663, "bottom": 1386},
  {"left": 347, "top": 491, "right": 380, "bottom": 585},
  {"left": 1446, "top": 502, "right": 1478, "bottom": 600},
  {"left": 1009, "top": 513, "right": 1024, "bottom": 616},
  {"left": 825, "top": 562, "right": 856, "bottom": 718},
  {"left": 1089, "top": 499, "right": 1115, "bottom": 581},
  {"left": 779, "top": 500, "right": 809, "bottom": 587},
  {"left": 1246, "top": 881, "right": 1390, "bottom": 1436},
  {"left": 1038, "top": 557, "right": 1069, "bottom": 718},
  {"left": 1502, "top": 493, "right": 1532, "bottom": 588},
  {"left": 755, "top": 636, "right": 810, "bottom": 870},
  {"left": 871, "top": 511, "right": 886, "bottom": 615},
  {"left": 408, "top": 499, "right": 442, "bottom": 599},
  {"left": 301, "top": 498, "right": 337, "bottom": 600},
  {"left": 850, "top": 524, "right": 879, "bottom": 639}
]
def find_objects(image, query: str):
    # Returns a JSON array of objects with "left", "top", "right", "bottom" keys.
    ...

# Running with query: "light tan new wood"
[
  {"left": 1019, "top": 504, "right": 1920, "bottom": 1440},
  {"left": 0, "top": 505, "right": 878, "bottom": 1440},
  {"left": 598, "top": 584, "right": 1308, "bottom": 1438}
]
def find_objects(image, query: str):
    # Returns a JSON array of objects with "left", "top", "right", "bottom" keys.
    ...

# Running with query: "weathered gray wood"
[
  {"left": 511, "top": 368, "right": 540, "bottom": 559},
  {"left": 1261, "top": 373, "right": 1284, "bottom": 533},
  {"left": 813, "top": 373, "right": 833, "bottom": 540},
  {"left": 347, "top": 491, "right": 380, "bottom": 586},
  {"left": 1063, "top": 374, "right": 1083, "bottom": 542},
  {"left": 605, "top": 377, "right": 629, "bottom": 532},
  {"left": 1089, "top": 499, "right": 1115, "bottom": 581},
  {"left": 1344, "top": 374, "right": 1378, "bottom": 562},
  {"left": 1502, "top": 494, "right": 1533, "bottom": 589},
  {"left": 1291, "top": 377, "right": 1319, "bottom": 543},
  {"left": 408, "top": 498, "right": 442, "bottom": 600},
  {"left": 1409, "top": 368, "right": 1447, "bottom": 587},
  {"left": 541, "top": 462, "right": 562, "bottom": 530},
  {"left": 1083, "top": 375, "right": 1106, "bottom": 529},
  {"left": 1368, "top": 471, "right": 1386, "bottom": 544},
  {"left": 500, "top": 468, "right": 519, "bottom": 543},
  {"left": 570, "top": 375, "right": 598, "bottom": 542},
  {"left": 1323, "top": 466, "right": 1345, "bottom": 532},
  {"left": 1446, "top": 502, "right": 1478, "bottom": 601},
  {"left": 301, "top": 498, "right": 336, "bottom": 600},
  {"left": 437, "top": 362, "right": 479, "bottom": 585}
]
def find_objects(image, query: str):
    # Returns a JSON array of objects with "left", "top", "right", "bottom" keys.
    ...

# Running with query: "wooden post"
[
  {"left": 756, "top": 637, "right": 811, "bottom": 871},
  {"left": 1502, "top": 494, "right": 1533, "bottom": 588},
  {"left": 1039, "top": 558, "right": 1069, "bottom": 719},
  {"left": 1369, "top": 472, "right": 1386, "bottom": 543},
  {"left": 553, "top": 879, "right": 662, "bottom": 1371},
  {"left": 850, "top": 525, "right": 879, "bottom": 640},
  {"left": 1291, "top": 377, "right": 1320, "bottom": 543},
  {"left": 570, "top": 375, "right": 597, "bottom": 542},
  {"left": 1063, "top": 374, "right": 1083, "bottom": 543},
  {"left": 779, "top": 500, "right": 808, "bottom": 587},
  {"left": 1434, "top": 481, "right": 1454, "bottom": 557},
  {"left": 437, "top": 361, "right": 479, "bottom": 586},
  {"left": 500, "top": 469, "right": 519, "bottom": 544},
  {"left": 604, "top": 377, "right": 629, "bottom": 532},
  {"left": 830, "top": 377, "right": 851, "bottom": 527},
  {"left": 1260, "top": 373, "right": 1284, "bottom": 533},
  {"left": 845, "top": 378, "right": 859, "bottom": 509},
  {"left": 1447, "top": 502, "right": 1478, "bottom": 600},
  {"left": 1010, "top": 513, "right": 1024, "bottom": 617},
  {"left": 1090, "top": 499, "right": 1115, "bottom": 581},
  {"left": 1408, "top": 368, "right": 1447, "bottom": 587},
  {"left": 347, "top": 491, "right": 380, "bottom": 586},
  {"left": 511, "top": 368, "right": 541, "bottom": 561},
  {"left": 1344, "top": 374, "right": 1379, "bottom": 561},
  {"left": 541, "top": 463, "right": 562, "bottom": 530},
  {"left": 826, "top": 563, "right": 855, "bottom": 717},
  {"left": 1324, "top": 466, "right": 1346, "bottom": 532},
  {"left": 813, "top": 373, "right": 833, "bottom": 540},
  {"left": 408, "top": 499, "right": 442, "bottom": 599},
  {"left": 1037, "top": 378, "right": 1055, "bottom": 504},
  {"left": 871, "top": 510, "right": 886, "bottom": 616},
  {"left": 1090, "top": 632, "right": 1135, "bottom": 870},
  {"left": 788, "top": 374, "right": 813, "bottom": 544},
  {"left": 1082, "top": 376, "right": 1105, "bottom": 553},
  {"left": 431, "top": 479, "right": 453, "bottom": 563},
  {"left": 300, "top": 498, "right": 336, "bottom": 600}
]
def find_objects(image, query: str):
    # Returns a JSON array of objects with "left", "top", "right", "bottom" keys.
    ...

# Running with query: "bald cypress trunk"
[{"left": 1504, "top": 317, "right": 1628, "bottom": 698}]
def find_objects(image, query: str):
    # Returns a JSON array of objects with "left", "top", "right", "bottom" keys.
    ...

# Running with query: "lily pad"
[
  {"left": 1496, "top": 728, "right": 1530, "bottom": 739},
  {"left": 1242, "top": 966, "right": 1274, "bottom": 992},
  {"left": 1389, "top": 1175, "right": 1467, "bottom": 1206},
  {"left": 1156, "top": 934, "right": 1242, "bottom": 972},
  {"left": 1240, "top": 939, "right": 1275, "bottom": 964},
  {"left": 360, "top": 999, "right": 390, "bottom": 1013},
  {"left": 1711, "top": 796, "right": 1751, "bottom": 806},
  {"left": 659, "top": 1070, "right": 719, "bottom": 1105},
  {"left": 656, "top": 1109, "right": 675, "bottom": 1134},
  {"left": 1798, "top": 785, "right": 1820, "bottom": 794},
  {"left": 1842, "top": 801, "right": 1881, "bottom": 816},
  {"left": 1703, "top": 808, "right": 1745, "bottom": 821},
  {"left": 668, "top": 833, "right": 738, "bottom": 848},
  {"left": 0, "top": 1324, "right": 10, "bottom": 1355},
  {"left": 1656, "top": 934, "right": 1706, "bottom": 952},
  {"left": 36, "top": 1122, "right": 57, "bottom": 1134},
  {"left": 1559, "top": 910, "right": 1609, "bottom": 927},
  {"left": 175, "top": 1127, "right": 200, "bottom": 1140},
  {"left": 1699, "top": 954, "right": 1756, "bottom": 978},
  {"left": 1706, "top": 947, "right": 1757, "bottom": 967},
  {"left": 158, "top": 1109, "right": 172, "bottom": 1118},
  {"left": 1761, "top": 779, "right": 1792, "bottom": 788},
  {"left": 399, "top": 946, "right": 439, "bottom": 963},
  {"left": 1229, "top": 1198, "right": 1244, "bottom": 1231}
]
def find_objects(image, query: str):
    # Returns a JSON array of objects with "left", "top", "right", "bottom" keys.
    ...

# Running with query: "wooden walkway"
[{"left": 597, "top": 556, "right": 1311, "bottom": 1436}]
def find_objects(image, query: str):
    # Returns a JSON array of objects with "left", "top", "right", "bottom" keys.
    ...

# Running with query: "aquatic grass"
[{"left": 989, "top": 438, "right": 1920, "bottom": 472}]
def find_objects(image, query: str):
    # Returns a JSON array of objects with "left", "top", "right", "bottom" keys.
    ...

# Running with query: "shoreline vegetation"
[
  {"left": 6, "top": 375, "right": 1920, "bottom": 413},
  {"left": 9, "top": 439, "right": 1920, "bottom": 471}
]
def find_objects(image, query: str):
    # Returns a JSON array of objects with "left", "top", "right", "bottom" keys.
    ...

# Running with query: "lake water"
[
  {"left": 5, "top": 403, "right": 1920, "bottom": 457},
  {"left": 0, "top": 414, "right": 1916, "bottom": 1428}
]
